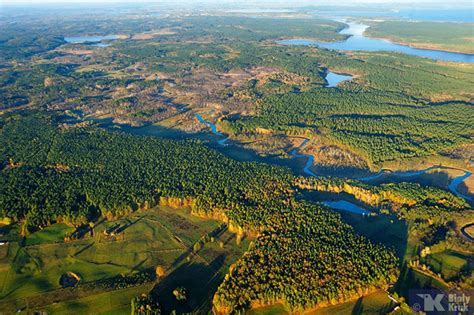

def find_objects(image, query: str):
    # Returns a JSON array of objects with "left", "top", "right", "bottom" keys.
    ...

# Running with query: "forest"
[
  {"left": 1, "top": 112, "right": 472, "bottom": 313},
  {"left": 227, "top": 87, "right": 474, "bottom": 165}
]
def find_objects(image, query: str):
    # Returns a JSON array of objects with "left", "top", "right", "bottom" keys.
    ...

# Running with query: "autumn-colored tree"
[{"left": 155, "top": 266, "right": 165, "bottom": 279}]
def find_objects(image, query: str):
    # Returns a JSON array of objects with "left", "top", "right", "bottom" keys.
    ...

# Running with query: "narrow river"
[
  {"left": 194, "top": 113, "right": 229, "bottom": 145},
  {"left": 194, "top": 109, "right": 473, "bottom": 209},
  {"left": 290, "top": 138, "right": 473, "bottom": 203}
]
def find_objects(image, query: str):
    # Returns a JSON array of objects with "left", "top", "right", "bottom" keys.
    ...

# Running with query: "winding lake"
[
  {"left": 461, "top": 223, "right": 474, "bottom": 242},
  {"left": 448, "top": 171, "right": 473, "bottom": 201},
  {"left": 65, "top": 104, "right": 473, "bottom": 203},
  {"left": 277, "top": 21, "right": 474, "bottom": 63},
  {"left": 192, "top": 113, "right": 474, "bottom": 203}
]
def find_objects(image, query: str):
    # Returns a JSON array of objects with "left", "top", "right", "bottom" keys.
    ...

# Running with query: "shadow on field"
[
  {"left": 351, "top": 297, "right": 363, "bottom": 315},
  {"left": 374, "top": 170, "right": 451, "bottom": 189},
  {"left": 338, "top": 211, "right": 409, "bottom": 266},
  {"left": 73, "top": 242, "right": 94, "bottom": 257},
  {"left": 301, "top": 192, "right": 409, "bottom": 265},
  {"left": 393, "top": 265, "right": 434, "bottom": 298},
  {"left": 116, "top": 216, "right": 144, "bottom": 234},
  {"left": 151, "top": 254, "right": 226, "bottom": 314}
]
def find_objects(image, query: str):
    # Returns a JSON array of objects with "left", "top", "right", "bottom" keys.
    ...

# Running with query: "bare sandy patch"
[{"left": 132, "top": 28, "right": 176, "bottom": 40}]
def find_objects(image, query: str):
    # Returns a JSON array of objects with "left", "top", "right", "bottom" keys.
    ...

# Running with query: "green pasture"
[
  {"left": 0, "top": 206, "right": 240, "bottom": 314},
  {"left": 427, "top": 250, "right": 470, "bottom": 281}
]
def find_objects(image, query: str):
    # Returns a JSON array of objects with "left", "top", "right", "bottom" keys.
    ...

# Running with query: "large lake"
[
  {"left": 64, "top": 35, "right": 120, "bottom": 44},
  {"left": 277, "top": 21, "right": 474, "bottom": 63},
  {"left": 312, "top": 8, "right": 473, "bottom": 23}
]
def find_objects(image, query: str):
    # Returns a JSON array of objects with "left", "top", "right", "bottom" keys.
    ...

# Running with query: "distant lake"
[
  {"left": 227, "top": 9, "right": 294, "bottom": 13},
  {"left": 92, "top": 43, "right": 111, "bottom": 47},
  {"left": 313, "top": 8, "right": 473, "bottom": 23},
  {"left": 325, "top": 71, "right": 353, "bottom": 87},
  {"left": 277, "top": 21, "right": 474, "bottom": 63},
  {"left": 64, "top": 35, "right": 120, "bottom": 44},
  {"left": 394, "top": 9, "right": 474, "bottom": 23}
]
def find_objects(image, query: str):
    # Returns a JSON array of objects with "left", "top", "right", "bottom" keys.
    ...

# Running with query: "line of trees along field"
[{"left": 1, "top": 112, "right": 472, "bottom": 313}]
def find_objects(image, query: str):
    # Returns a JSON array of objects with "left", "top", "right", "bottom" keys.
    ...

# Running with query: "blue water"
[
  {"left": 194, "top": 113, "right": 229, "bottom": 145},
  {"left": 92, "top": 43, "right": 111, "bottom": 47},
  {"left": 395, "top": 9, "right": 474, "bottom": 23},
  {"left": 325, "top": 71, "right": 353, "bottom": 87},
  {"left": 313, "top": 8, "right": 473, "bottom": 23},
  {"left": 64, "top": 35, "right": 120, "bottom": 44},
  {"left": 322, "top": 200, "right": 372, "bottom": 215},
  {"left": 357, "top": 166, "right": 473, "bottom": 202},
  {"left": 277, "top": 22, "right": 474, "bottom": 63},
  {"left": 461, "top": 223, "right": 474, "bottom": 242},
  {"left": 290, "top": 139, "right": 318, "bottom": 177},
  {"left": 357, "top": 171, "right": 386, "bottom": 181},
  {"left": 289, "top": 138, "right": 473, "bottom": 202},
  {"left": 393, "top": 165, "right": 444, "bottom": 178},
  {"left": 448, "top": 171, "right": 473, "bottom": 201}
]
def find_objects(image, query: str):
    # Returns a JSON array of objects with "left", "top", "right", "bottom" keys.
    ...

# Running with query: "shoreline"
[{"left": 363, "top": 32, "right": 474, "bottom": 55}]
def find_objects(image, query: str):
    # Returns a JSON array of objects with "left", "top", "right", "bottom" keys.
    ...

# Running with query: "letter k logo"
[{"left": 417, "top": 293, "right": 445, "bottom": 311}]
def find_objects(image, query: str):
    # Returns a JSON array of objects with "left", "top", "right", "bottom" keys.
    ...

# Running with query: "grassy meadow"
[{"left": 0, "top": 206, "right": 248, "bottom": 314}]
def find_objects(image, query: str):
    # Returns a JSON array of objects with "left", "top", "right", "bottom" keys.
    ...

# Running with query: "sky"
[{"left": 1, "top": 0, "right": 470, "bottom": 4}]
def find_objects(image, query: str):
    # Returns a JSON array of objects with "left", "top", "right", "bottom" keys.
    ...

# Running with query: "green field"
[
  {"left": 366, "top": 20, "right": 474, "bottom": 54},
  {"left": 0, "top": 206, "right": 248, "bottom": 314},
  {"left": 248, "top": 304, "right": 289, "bottom": 315},
  {"left": 25, "top": 224, "right": 75, "bottom": 246},
  {"left": 395, "top": 265, "right": 450, "bottom": 299},
  {"left": 310, "top": 290, "right": 398, "bottom": 315},
  {"left": 39, "top": 284, "right": 155, "bottom": 315},
  {"left": 427, "top": 250, "right": 471, "bottom": 281}
]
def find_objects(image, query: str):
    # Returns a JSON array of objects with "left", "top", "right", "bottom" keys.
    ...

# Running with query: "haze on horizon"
[{"left": 1, "top": 0, "right": 472, "bottom": 5}]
